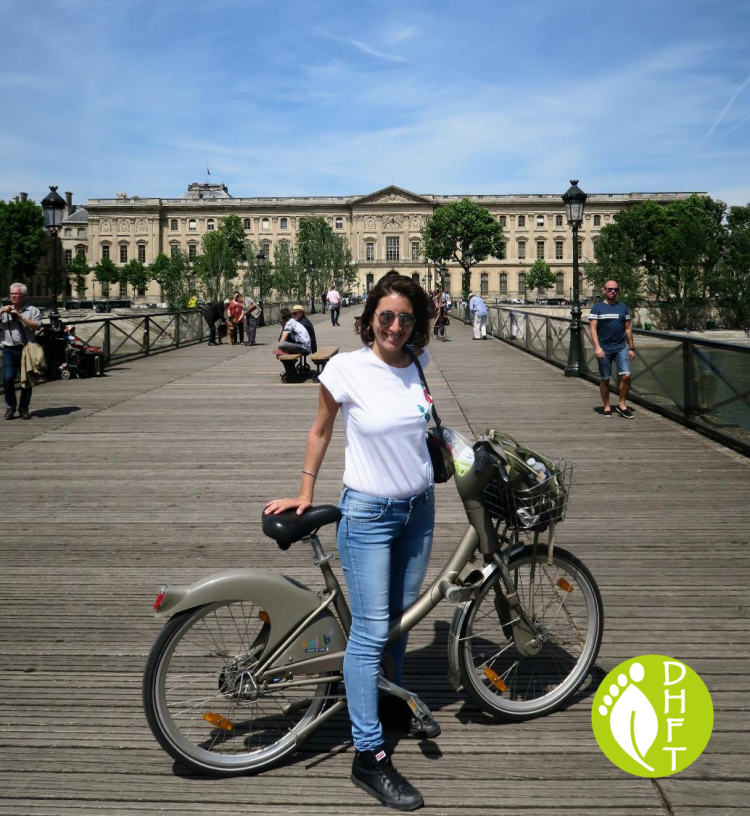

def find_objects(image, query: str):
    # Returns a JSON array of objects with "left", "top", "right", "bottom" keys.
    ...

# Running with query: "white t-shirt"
[
  {"left": 319, "top": 346, "right": 434, "bottom": 499},
  {"left": 284, "top": 317, "right": 311, "bottom": 352}
]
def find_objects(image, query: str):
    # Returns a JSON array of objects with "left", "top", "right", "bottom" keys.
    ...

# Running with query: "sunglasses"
[
  {"left": 375, "top": 310, "right": 416, "bottom": 329},
  {"left": 605, "top": 287, "right": 619, "bottom": 292}
]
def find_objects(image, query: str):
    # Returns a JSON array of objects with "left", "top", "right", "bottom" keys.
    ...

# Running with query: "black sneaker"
[
  {"left": 616, "top": 406, "right": 634, "bottom": 419},
  {"left": 4, "top": 408, "right": 14, "bottom": 420},
  {"left": 351, "top": 747, "right": 423, "bottom": 811}
]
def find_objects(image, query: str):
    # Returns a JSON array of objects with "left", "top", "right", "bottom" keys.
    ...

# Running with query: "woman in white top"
[{"left": 265, "top": 274, "right": 435, "bottom": 810}]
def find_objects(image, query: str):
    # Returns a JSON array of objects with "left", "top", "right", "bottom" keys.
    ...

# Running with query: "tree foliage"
[
  {"left": 272, "top": 240, "right": 297, "bottom": 301},
  {"left": 525, "top": 259, "right": 556, "bottom": 294},
  {"left": 193, "top": 231, "right": 237, "bottom": 303},
  {"left": 218, "top": 214, "right": 247, "bottom": 262},
  {"left": 94, "top": 257, "right": 119, "bottom": 305},
  {"left": 296, "top": 217, "right": 333, "bottom": 307},
  {"left": 120, "top": 258, "right": 151, "bottom": 301},
  {"left": 421, "top": 198, "right": 505, "bottom": 301},
  {"left": 0, "top": 198, "right": 46, "bottom": 292},
  {"left": 66, "top": 252, "right": 90, "bottom": 297},
  {"left": 150, "top": 251, "right": 193, "bottom": 310}
]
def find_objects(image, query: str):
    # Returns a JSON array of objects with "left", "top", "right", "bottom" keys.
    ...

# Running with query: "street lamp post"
[
  {"left": 439, "top": 264, "right": 447, "bottom": 295},
  {"left": 41, "top": 186, "right": 66, "bottom": 309},
  {"left": 255, "top": 250, "right": 266, "bottom": 327},
  {"left": 562, "top": 180, "right": 588, "bottom": 377},
  {"left": 309, "top": 265, "right": 316, "bottom": 314}
]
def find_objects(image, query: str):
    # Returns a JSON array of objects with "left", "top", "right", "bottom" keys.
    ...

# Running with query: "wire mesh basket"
[{"left": 483, "top": 456, "right": 575, "bottom": 531}]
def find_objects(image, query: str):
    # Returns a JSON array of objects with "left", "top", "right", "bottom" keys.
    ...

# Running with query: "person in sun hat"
[{"left": 291, "top": 304, "right": 317, "bottom": 354}]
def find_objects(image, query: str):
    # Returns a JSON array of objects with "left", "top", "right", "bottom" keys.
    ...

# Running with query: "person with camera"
[
  {"left": 2, "top": 283, "right": 42, "bottom": 420},
  {"left": 265, "top": 274, "right": 437, "bottom": 811}
]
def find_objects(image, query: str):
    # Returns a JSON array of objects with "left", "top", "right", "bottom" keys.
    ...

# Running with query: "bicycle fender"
[
  {"left": 153, "top": 568, "right": 344, "bottom": 662},
  {"left": 447, "top": 562, "right": 498, "bottom": 691}
]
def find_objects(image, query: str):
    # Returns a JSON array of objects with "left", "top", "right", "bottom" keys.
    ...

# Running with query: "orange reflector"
[
  {"left": 259, "top": 610, "right": 270, "bottom": 623},
  {"left": 556, "top": 578, "right": 574, "bottom": 593},
  {"left": 483, "top": 668, "right": 508, "bottom": 692},
  {"left": 203, "top": 712, "right": 234, "bottom": 731}
]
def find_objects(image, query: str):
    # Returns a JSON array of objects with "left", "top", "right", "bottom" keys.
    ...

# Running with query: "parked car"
[{"left": 546, "top": 298, "right": 569, "bottom": 306}]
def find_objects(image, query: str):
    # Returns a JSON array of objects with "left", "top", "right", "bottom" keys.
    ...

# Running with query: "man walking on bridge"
[
  {"left": 588, "top": 280, "right": 636, "bottom": 418},
  {"left": 2, "top": 282, "right": 42, "bottom": 420}
]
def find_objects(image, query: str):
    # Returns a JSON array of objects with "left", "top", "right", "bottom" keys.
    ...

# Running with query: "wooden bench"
[
  {"left": 311, "top": 346, "right": 339, "bottom": 381},
  {"left": 278, "top": 352, "right": 310, "bottom": 383}
]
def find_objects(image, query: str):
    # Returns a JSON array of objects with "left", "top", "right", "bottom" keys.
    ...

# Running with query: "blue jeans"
[
  {"left": 330, "top": 305, "right": 340, "bottom": 325},
  {"left": 337, "top": 485, "right": 434, "bottom": 752},
  {"left": 597, "top": 345, "right": 631, "bottom": 380},
  {"left": 2, "top": 346, "right": 30, "bottom": 412}
]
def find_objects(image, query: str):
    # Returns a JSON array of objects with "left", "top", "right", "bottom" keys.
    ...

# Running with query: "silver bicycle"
[{"left": 143, "top": 427, "right": 603, "bottom": 775}]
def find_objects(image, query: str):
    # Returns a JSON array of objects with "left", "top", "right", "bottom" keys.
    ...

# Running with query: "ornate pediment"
[{"left": 351, "top": 186, "right": 434, "bottom": 207}]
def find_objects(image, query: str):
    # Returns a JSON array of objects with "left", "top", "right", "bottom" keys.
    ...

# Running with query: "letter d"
[{"left": 664, "top": 661, "right": 687, "bottom": 686}]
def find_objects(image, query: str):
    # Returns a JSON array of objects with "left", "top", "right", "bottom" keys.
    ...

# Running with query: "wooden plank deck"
[{"left": 1, "top": 309, "right": 748, "bottom": 815}]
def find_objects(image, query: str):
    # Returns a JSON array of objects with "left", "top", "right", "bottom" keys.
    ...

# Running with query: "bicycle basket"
[{"left": 482, "top": 430, "right": 575, "bottom": 531}]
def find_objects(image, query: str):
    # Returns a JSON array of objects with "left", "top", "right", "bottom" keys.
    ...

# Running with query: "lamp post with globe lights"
[{"left": 561, "top": 180, "right": 588, "bottom": 377}]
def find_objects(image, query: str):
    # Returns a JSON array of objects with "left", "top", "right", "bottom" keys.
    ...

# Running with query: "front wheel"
[
  {"left": 143, "top": 601, "right": 334, "bottom": 776},
  {"left": 457, "top": 546, "right": 603, "bottom": 721}
]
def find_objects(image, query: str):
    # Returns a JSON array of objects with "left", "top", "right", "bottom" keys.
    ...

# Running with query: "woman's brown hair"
[{"left": 354, "top": 273, "right": 431, "bottom": 348}]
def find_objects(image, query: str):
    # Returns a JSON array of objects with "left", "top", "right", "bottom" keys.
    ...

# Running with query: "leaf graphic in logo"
[{"left": 602, "top": 663, "right": 658, "bottom": 772}]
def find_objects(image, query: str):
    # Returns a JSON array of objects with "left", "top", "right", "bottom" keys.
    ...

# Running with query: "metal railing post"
[
  {"left": 683, "top": 340, "right": 699, "bottom": 417},
  {"left": 546, "top": 316, "right": 552, "bottom": 361},
  {"left": 175, "top": 313, "right": 181, "bottom": 348},
  {"left": 104, "top": 320, "right": 111, "bottom": 365},
  {"left": 143, "top": 317, "right": 150, "bottom": 357}
]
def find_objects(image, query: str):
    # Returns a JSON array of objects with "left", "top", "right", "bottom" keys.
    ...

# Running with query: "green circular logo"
[{"left": 591, "top": 655, "right": 713, "bottom": 777}]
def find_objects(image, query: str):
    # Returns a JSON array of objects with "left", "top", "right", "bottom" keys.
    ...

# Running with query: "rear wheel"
[
  {"left": 457, "top": 546, "right": 603, "bottom": 721},
  {"left": 143, "top": 601, "right": 334, "bottom": 775}
]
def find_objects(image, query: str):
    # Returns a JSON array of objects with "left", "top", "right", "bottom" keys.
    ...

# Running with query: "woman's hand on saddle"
[{"left": 264, "top": 496, "right": 313, "bottom": 516}]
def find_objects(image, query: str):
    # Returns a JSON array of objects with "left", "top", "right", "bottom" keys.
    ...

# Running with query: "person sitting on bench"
[
  {"left": 275, "top": 308, "right": 312, "bottom": 378},
  {"left": 291, "top": 304, "right": 317, "bottom": 354}
]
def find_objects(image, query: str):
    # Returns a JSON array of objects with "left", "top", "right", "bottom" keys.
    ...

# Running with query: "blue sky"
[{"left": 1, "top": 0, "right": 749, "bottom": 207}]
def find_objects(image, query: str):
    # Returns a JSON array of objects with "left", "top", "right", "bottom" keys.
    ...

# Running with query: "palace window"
[
  {"left": 64, "top": 227, "right": 72, "bottom": 237},
  {"left": 119, "top": 280, "right": 128, "bottom": 297},
  {"left": 556, "top": 272, "right": 564, "bottom": 294},
  {"left": 102, "top": 244, "right": 110, "bottom": 259},
  {"left": 78, "top": 227, "right": 85, "bottom": 237},
  {"left": 64, "top": 249, "right": 73, "bottom": 265},
  {"left": 386, "top": 237, "right": 399, "bottom": 261},
  {"left": 518, "top": 273, "right": 526, "bottom": 293},
  {"left": 138, "top": 244, "right": 146, "bottom": 263},
  {"left": 593, "top": 215, "right": 601, "bottom": 226},
  {"left": 188, "top": 219, "right": 196, "bottom": 231},
  {"left": 499, "top": 273, "right": 507, "bottom": 294},
  {"left": 443, "top": 272, "right": 451, "bottom": 292},
  {"left": 102, "top": 281, "right": 109, "bottom": 295},
  {"left": 411, "top": 241, "right": 420, "bottom": 260},
  {"left": 411, "top": 273, "right": 420, "bottom": 283},
  {"left": 517, "top": 241, "right": 526, "bottom": 260},
  {"left": 170, "top": 244, "right": 179, "bottom": 257},
  {"left": 335, "top": 217, "right": 343, "bottom": 230},
  {"left": 499, "top": 215, "right": 507, "bottom": 227},
  {"left": 262, "top": 218, "right": 269, "bottom": 230},
  {"left": 536, "top": 240, "right": 545, "bottom": 259},
  {"left": 578, "top": 240, "right": 583, "bottom": 258},
  {"left": 188, "top": 244, "right": 197, "bottom": 261},
  {"left": 480, "top": 272, "right": 488, "bottom": 295},
  {"left": 280, "top": 218, "right": 288, "bottom": 230},
  {"left": 170, "top": 219, "right": 178, "bottom": 231},
  {"left": 518, "top": 215, "right": 526, "bottom": 228},
  {"left": 366, "top": 273, "right": 374, "bottom": 291},
  {"left": 243, "top": 218, "right": 251, "bottom": 230},
  {"left": 536, "top": 215, "right": 544, "bottom": 227},
  {"left": 365, "top": 241, "right": 375, "bottom": 261},
  {"left": 555, "top": 240, "right": 564, "bottom": 260},
  {"left": 556, "top": 214, "right": 563, "bottom": 227},
  {"left": 120, "top": 244, "right": 128, "bottom": 263},
  {"left": 263, "top": 241, "right": 271, "bottom": 258},
  {"left": 206, "top": 219, "right": 215, "bottom": 231},
  {"left": 75, "top": 246, "right": 86, "bottom": 259}
]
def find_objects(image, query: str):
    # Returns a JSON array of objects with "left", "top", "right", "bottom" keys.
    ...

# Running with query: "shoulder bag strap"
[{"left": 403, "top": 346, "right": 442, "bottom": 431}]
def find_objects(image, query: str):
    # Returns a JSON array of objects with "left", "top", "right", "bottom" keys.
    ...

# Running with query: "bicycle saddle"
[{"left": 262, "top": 504, "right": 342, "bottom": 549}]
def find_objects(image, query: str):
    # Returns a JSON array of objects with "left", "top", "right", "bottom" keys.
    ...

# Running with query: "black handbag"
[{"left": 404, "top": 347, "right": 455, "bottom": 483}]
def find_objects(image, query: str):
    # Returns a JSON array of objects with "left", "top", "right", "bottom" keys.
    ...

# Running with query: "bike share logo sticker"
[
  {"left": 591, "top": 655, "right": 713, "bottom": 777},
  {"left": 302, "top": 631, "right": 333, "bottom": 653}
]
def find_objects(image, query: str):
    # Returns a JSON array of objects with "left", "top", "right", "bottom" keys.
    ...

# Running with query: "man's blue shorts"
[{"left": 597, "top": 346, "right": 631, "bottom": 380}]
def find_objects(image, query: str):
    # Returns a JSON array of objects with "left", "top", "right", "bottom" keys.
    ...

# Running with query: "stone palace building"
[{"left": 46, "top": 182, "right": 701, "bottom": 304}]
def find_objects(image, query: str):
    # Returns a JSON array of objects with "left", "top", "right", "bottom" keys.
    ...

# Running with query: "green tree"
[
  {"left": 421, "top": 198, "right": 505, "bottom": 301},
  {"left": 297, "top": 216, "right": 335, "bottom": 312},
  {"left": 120, "top": 258, "right": 151, "bottom": 302},
  {"left": 94, "top": 257, "right": 119, "bottom": 307},
  {"left": 66, "top": 252, "right": 90, "bottom": 297},
  {"left": 713, "top": 203, "right": 750, "bottom": 325},
  {"left": 525, "top": 259, "right": 556, "bottom": 296},
  {"left": 150, "top": 250, "right": 193, "bottom": 310},
  {"left": 218, "top": 214, "right": 247, "bottom": 262},
  {"left": 331, "top": 234, "right": 359, "bottom": 294},
  {"left": 193, "top": 231, "right": 238, "bottom": 303},
  {"left": 272, "top": 240, "right": 297, "bottom": 301},
  {"left": 0, "top": 198, "right": 46, "bottom": 293}
]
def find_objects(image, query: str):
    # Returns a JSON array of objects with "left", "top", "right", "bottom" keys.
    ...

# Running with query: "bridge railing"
[{"left": 456, "top": 305, "right": 750, "bottom": 457}]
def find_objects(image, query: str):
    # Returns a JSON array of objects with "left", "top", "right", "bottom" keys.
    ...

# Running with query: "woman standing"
[{"left": 265, "top": 274, "right": 435, "bottom": 811}]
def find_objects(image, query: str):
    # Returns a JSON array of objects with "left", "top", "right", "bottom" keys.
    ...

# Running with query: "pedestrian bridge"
[{"left": 1, "top": 309, "right": 748, "bottom": 814}]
